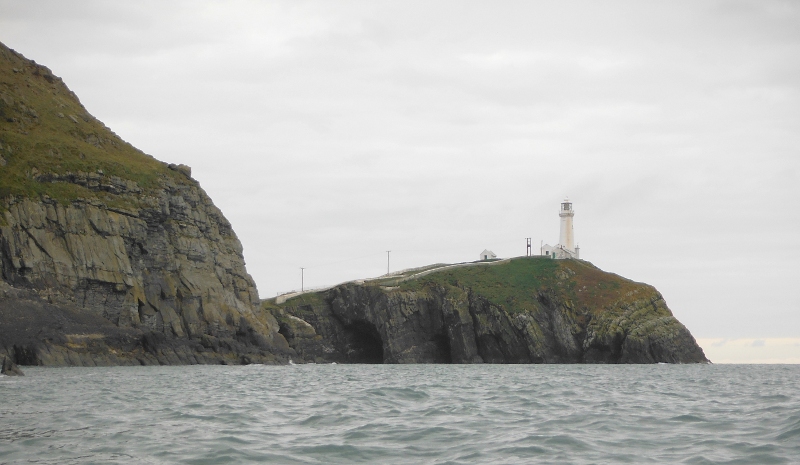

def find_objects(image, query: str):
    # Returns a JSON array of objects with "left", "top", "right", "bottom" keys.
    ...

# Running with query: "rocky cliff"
[
  {"left": 269, "top": 258, "right": 708, "bottom": 364},
  {"left": 0, "top": 42, "right": 290, "bottom": 365}
]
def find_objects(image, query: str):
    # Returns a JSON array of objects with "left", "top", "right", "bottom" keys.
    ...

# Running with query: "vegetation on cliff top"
[
  {"left": 389, "top": 257, "right": 648, "bottom": 316},
  {"left": 0, "top": 42, "right": 188, "bottom": 212}
]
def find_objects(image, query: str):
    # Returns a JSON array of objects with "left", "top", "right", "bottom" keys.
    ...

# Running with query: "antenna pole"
[
  {"left": 386, "top": 251, "right": 391, "bottom": 275},
  {"left": 300, "top": 267, "right": 305, "bottom": 292}
]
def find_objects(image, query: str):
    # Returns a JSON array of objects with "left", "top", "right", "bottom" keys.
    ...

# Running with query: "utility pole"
[
  {"left": 526, "top": 238, "right": 531, "bottom": 257},
  {"left": 300, "top": 267, "right": 305, "bottom": 292},
  {"left": 386, "top": 251, "right": 391, "bottom": 275}
]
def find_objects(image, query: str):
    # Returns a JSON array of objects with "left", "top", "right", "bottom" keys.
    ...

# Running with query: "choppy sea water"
[{"left": 1, "top": 364, "right": 798, "bottom": 464}]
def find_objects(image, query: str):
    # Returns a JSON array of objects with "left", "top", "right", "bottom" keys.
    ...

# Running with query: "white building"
[
  {"left": 480, "top": 249, "right": 497, "bottom": 260},
  {"left": 541, "top": 199, "right": 580, "bottom": 259}
]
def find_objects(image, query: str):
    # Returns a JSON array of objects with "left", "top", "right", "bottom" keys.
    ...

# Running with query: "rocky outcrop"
[
  {"left": 0, "top": 41, "right": 291, "bottom": 366},
  {"left": 1, "top": 355, "right": 24, "bottom": 375},
  {"left": 270, "top": 258, "right": 708, "bottom": 364}
]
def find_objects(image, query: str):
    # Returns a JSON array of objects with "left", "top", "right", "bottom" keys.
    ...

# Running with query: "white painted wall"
[
  {"left": 480, "top": 250, "right": 497, "bottom": 260},
  {"left": 542, "top": 244, "right": 576, "bottom": 260}
]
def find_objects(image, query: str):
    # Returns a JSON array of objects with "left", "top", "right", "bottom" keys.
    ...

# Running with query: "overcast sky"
[{"left": 2, "top": 1, "right": 798, "bottom": 362}]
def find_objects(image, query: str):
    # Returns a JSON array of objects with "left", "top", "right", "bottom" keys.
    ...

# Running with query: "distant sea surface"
[{"left": 2, "top": 364, "right": 799, "bottom": 464}]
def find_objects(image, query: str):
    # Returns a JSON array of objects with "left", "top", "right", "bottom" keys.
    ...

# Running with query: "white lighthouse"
[
  {"left": 559, "top": 199, "right": 575, "bottom": 251},
  {"left": 542, "top": 198, "right": 580, "bottom": 259}
]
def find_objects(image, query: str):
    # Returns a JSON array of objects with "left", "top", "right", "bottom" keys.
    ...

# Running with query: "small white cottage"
[{"left": 480, "top": 250, "right": 497, "bottom": 261}]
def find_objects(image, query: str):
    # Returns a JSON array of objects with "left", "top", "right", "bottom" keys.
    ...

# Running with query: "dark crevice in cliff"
[
  {"left": 431, "top": 333, "right": 453, "bottom": 363},
  {"left": 614, "top": 331, "right": 627, "bottom": 363},
  {"left": 277, "top": 322, "right": 291, "bottom": 340},
  {"left": 22, "top": 227, "right": 53, "bottom": 260},
  {"left": 235, "top": 317, "right": 268, "bottom": 349},
  {"left": 476, "top": 334, "right": 507, "bottom": 363},
  {"left": 343, "top": 320, "right": 384, "bottom": 364},
  {"left": 13, "top": 344, "right": 40, "bottom": 365}
]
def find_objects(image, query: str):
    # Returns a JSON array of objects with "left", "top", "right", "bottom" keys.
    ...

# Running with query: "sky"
[{"left": 2, "top": 0, "right": 798, "bottom": 363}]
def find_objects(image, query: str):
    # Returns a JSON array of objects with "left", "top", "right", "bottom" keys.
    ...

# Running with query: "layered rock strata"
[{"left": 0, "top": 185, "right": 290, "bottom": 366}]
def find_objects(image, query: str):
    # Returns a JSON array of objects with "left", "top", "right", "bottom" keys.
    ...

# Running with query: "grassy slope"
[
  {"left": 0, "top": 42, "right": 186, "bottom": 213},
  {"left": 398, "top": 258, "right": 558, "bottom": 314},
  {"left": 392, "top": 257, "right": 649, "bottom": 316}
]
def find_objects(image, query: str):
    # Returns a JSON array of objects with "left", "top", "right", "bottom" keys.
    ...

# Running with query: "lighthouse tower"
[
  {"left": 541, "top": 198, "right": 580, "bottom": 259},
  {"left": 559, "top": 199, "right": 575, "bottom": 251}
]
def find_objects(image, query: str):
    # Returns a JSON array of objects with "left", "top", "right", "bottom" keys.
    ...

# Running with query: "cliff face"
[
  {"left": 270, "top": 258, "right": 708, "bottom": 364},
  {"left": 0, "top": 43, "right": 290, "bottom": 365}
]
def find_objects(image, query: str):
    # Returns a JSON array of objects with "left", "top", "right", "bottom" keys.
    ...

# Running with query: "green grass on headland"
[
  {"left": 398, "top": 257, "right": 559, "bottom": 314},
  {"left": 393, "top": 257, "right": 649, "bottom": 316},
  {"left": 0, "top": 42, "right": 188, "bottom": 212}
]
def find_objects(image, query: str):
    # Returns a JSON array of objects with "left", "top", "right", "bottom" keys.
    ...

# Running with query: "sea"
[{"left": 1, "top": 364, "right": 798, "bottom": 464}]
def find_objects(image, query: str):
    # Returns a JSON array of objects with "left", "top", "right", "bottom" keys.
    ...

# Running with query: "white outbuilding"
[{"left": 480, "top": 250, "right": 497, "bottom": 261}]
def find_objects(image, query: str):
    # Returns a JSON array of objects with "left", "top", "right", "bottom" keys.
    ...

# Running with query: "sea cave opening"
[
  {"left": 431, "top": 333, "right": 453, "bottom": 363},
  {"left": 343, "top": 320, "right": 384, "bottom": 364}
]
